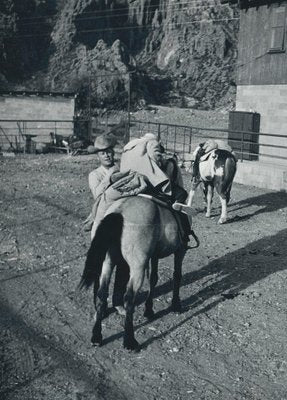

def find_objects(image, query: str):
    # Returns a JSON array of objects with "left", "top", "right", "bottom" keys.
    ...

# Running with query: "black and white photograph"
[{"left": 0, "top": 0, "right": 287, "bottom": 399}]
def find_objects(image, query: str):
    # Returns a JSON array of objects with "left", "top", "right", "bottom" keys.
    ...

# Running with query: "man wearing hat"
[
  {"left": 88, "top": 134, "right": 119, "bottom": 203},
  {"left": 84, "top": 134, "right": 127, "bottom": 315}
]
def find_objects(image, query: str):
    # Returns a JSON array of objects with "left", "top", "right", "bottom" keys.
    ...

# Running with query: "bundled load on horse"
[{"left": 87, "top": 133, "right": 194, "bottom": 243}]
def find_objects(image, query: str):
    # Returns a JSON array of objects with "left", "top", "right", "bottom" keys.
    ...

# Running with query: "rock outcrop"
[{"left": 0, "top": 0, "right": 239, "bottom": 110}]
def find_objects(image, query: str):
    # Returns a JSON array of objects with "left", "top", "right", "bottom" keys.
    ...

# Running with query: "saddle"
[
  {"left": 199, "top": 149, "right": 217, "bottom": 162},
  {"left": 138, "top": 194, "right": 199, "bottom": 248},
  {"left": 113, "top": 169, "right": 196, "bottom": 247}
]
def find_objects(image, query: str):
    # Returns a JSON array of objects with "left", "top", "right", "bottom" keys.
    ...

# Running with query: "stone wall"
[{"left": 234, "top": 160, "right": 287, "bottom": 192}]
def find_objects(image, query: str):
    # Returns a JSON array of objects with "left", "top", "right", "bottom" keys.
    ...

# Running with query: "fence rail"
[
  {"left": 0, "top": 119, "right": 75, "bottom": 153},
  {"left": 1, "top": 117, "right": 287, "bottom": 165},
  {"left": 130, "top": 119, "right": 287, "bottom": 164}
]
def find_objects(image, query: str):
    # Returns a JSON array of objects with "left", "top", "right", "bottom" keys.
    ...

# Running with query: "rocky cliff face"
[{"left": 0, "top": 0, "right": 239, "bottom": 111}]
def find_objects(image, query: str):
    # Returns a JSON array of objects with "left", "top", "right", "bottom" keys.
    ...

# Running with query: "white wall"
[
  {"left": 0, "top": 95, "right": 75, "bottom": 148},
  {"left": 236, "top": 85, "right": 287, "bottom": 165}
]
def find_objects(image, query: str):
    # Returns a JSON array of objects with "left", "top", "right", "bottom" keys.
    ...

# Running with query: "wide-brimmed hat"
[{"left": 94, "top": 134, "right": 116, "bottom": 152}]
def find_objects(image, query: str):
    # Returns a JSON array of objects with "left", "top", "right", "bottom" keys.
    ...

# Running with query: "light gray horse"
[{"left": 79, "top": 196, "right": 198, "bottom": 351}]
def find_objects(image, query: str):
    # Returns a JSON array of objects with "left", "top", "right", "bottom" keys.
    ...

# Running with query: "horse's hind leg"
[
  {"left": 218, "top": 195, "right": 228, "bottom": 224},
  {"left": 205, "top": 184, "right": 214, "bottom": 218},
  {"left": 91, "top": 255, "right": 114, "bottom": 346},
  {"left": 112, "top": 260, "right": 129, "bottom": 316},
  {"left": 216, "top": 182, "right": 229, "bottom": 224},
  {"left": 123, "top": 267, "right": 146, "bottom": 350},
  {"left": 226, "top": 184, "right": 232, "bottom": 204},
  {"left": 171, "top": 248, "right": 185, "bottom": 313},
  {"left": 144, "top": 257, "right": 158, "bottom": 320}
]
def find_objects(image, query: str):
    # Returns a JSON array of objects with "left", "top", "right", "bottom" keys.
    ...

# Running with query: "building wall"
[
  {"left": 237, "top": 2, "right": 287, "bottom": 85},
  {"left": 0, "top": 95, "right": 75, "bottom": 148},
  {"left": 236, "top": 84, "right": 287, "bottom": 165}
]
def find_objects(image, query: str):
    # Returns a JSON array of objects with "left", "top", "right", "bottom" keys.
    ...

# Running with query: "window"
[{"left": 269, "top": 5, "right": 286, "bottom": 52}]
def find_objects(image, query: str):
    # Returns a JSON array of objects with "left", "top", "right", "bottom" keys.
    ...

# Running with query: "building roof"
[{"left": 0, "top": 90, "right": 77, "bottom": 98}]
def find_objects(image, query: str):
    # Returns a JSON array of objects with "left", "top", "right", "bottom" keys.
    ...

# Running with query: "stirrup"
[{"left": 172, "top": 202, "right": 193, "bottom": 216}]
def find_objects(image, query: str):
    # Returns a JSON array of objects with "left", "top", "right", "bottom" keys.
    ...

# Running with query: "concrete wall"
[
  {"left": 0, "top": 95, "right": 75, "bottom": 120},
  {"left": 0, "top": 95, "right": 75, "bottom": 148},
  {"left": 234, "top": 160, "right": 287, "bottom": 192},
  {"left": 236, "top": 84, "right": 287, "bottom": 165}
]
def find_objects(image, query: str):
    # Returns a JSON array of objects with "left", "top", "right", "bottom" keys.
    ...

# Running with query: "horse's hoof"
[
  {"left": 123, "top": 337, "right": 140, "bottom": 351},
  {"left": 144, "top": 308, "right": 155, "bottom": 320},
  {"left": 91, "top": 341, "right": 102, "bottom": 347},
  {"left": 171, "top": 301, "right": 182, "bottom": 313},
  {"left": 218, "top": 218, "right": 227, "bottom": 224},
  {"left": 205, "top": 213, "right": 211, "bottom": 218},
  {"left": 91, "top": 332, "right": 103, "bottom": 347}
]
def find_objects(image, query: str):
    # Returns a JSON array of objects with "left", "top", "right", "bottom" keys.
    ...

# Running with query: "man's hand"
[
  {"left": 112, "top": 172, "right": 148, "bottom": 195},
  {"left": 110, "top": 170, "right": 131, "bottom": 184}
]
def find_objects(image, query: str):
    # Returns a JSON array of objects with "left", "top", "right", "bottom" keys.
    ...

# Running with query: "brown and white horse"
[{"left": 187, "top": 146, "right": 237, "bottom": 224}]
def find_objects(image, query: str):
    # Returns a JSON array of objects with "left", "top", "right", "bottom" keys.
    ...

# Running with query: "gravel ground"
[{"left": 0, "top": 138, "right": 287, "bottom": 400}]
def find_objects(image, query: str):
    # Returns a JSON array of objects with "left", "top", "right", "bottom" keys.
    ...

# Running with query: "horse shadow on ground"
[
  {"left": 0, "top": 299, "right": 128, "bottom": 400},
  {"left": 205, "top": 190, "right": 287, "bottom": 223},
  {"left": 103, "top": 228, "right": 287, "bottom": 348}
]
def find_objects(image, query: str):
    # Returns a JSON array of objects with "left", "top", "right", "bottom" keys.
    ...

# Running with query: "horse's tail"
[
  {"left": 222, "top": 155, "right": 237, "bottom": 193},
  {"left": 78, "top": 213, "right": 123, "bottom": 290}
]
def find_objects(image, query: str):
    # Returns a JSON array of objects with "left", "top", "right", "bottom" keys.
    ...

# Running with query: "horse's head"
[{"left": 192, "top": 144, "right": 203, "bottom": 159}]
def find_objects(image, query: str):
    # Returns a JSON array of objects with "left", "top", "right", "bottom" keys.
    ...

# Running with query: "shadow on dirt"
[
  {"left": 0, "top": 298, "right": 129, "bottom": 400},
  {"left": 0, "top": 252, "right": 87, "bottom": 284},
  {"left": 34, "top": 194, "right": 86, "bottom": 220},
  {"left": 178, "top": 187, "right": 286, "bottom": 223},
  {"left": 227, "top": 191, "right": 287, "bottom": 223},
  {"left": 101, "top": 228, "right": 287, "bottom": 348},
  {"left": 139, "top": 227, "right": 287, "bottom": 348}
]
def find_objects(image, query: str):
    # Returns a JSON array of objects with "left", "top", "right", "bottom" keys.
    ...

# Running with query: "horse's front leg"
[
  {"left": 171, "top": 248, "right": 185, "bottom": 313},
  {"left": 218, "top": 195, "right": 227, "bottom": 224},
  {"left": 187, "top": 179, "right": 200, "bottom": 207},
  {"left": 205, "top": 184, "right": 214, "bottom": 218},
  {"left": 144, "top": 257, "right": 158, "bottom": 319},
  {"left": 91, "top": 255, "right": 114, "bottom": 346}
]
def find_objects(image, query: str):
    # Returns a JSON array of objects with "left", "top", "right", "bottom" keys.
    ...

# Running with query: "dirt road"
[{"left": 1, "top": 154, "right": 286, "bottom": 400}]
